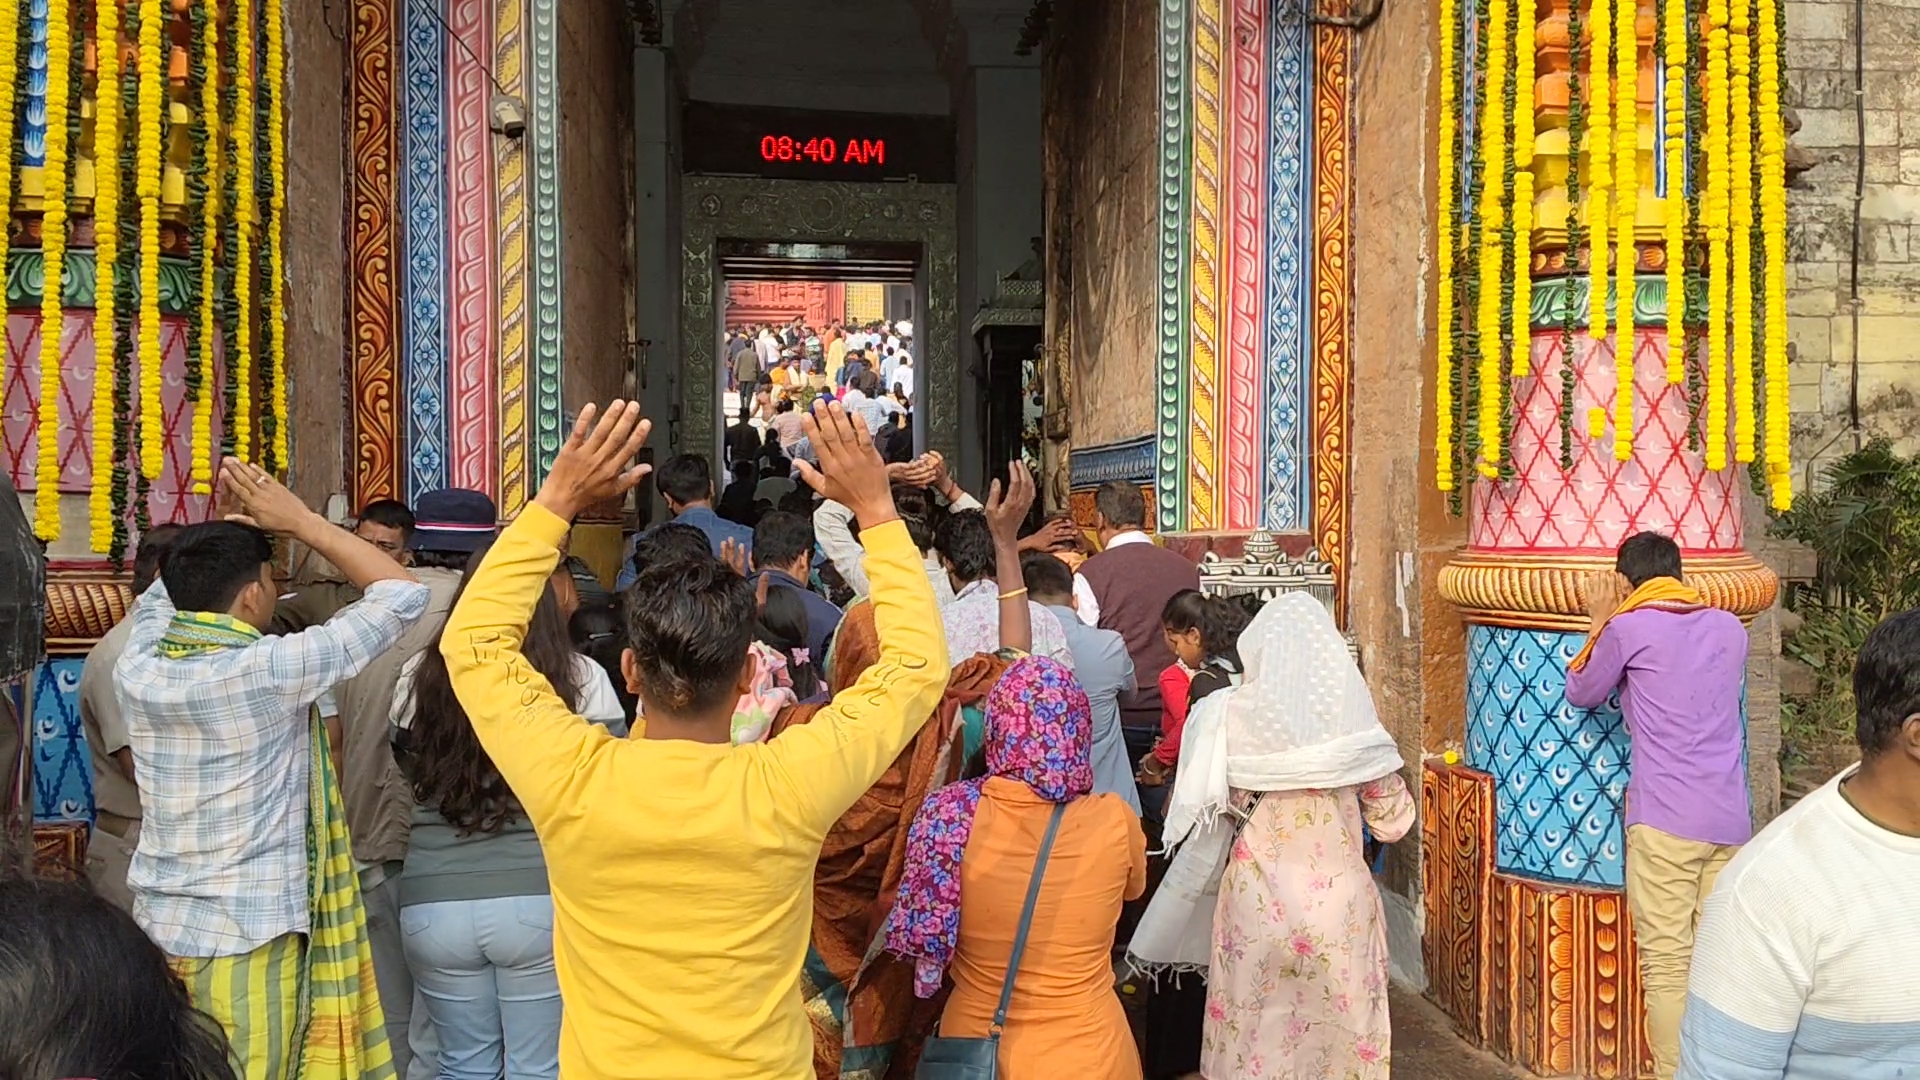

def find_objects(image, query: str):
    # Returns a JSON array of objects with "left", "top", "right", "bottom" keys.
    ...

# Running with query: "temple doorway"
[{"left": 710, "top": 241, "right": 924, "bottom": 491}]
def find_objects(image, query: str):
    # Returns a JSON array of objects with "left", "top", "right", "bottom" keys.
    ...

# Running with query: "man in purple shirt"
[{"left": 1565, "top": 531, "right": 1751, "bottom": 1080}]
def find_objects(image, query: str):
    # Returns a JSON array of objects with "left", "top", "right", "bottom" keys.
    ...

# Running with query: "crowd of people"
[{"left": 0, "top": 395, "right": 1916, "bottom": 1080}]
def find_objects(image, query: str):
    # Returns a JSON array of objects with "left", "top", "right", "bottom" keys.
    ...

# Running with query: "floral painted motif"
[
  {"left": 884, "top": 656, "right": 1096, "bottom": 997},
  {"left": 1201, "top": 774, "right": 1415, "bottom": 1080}
]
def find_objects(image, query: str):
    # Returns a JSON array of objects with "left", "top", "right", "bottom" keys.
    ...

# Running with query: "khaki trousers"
[{"left": 1624, "top": 824, "right": 1738, "bottom": 1080}]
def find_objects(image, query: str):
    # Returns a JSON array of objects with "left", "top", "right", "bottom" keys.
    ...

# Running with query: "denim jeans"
[{"left": 400, "top": 894, "right": 561, "bottom": 1080}]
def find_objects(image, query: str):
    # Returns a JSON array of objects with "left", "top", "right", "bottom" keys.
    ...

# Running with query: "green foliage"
[{"left": 1770, "top": 439, "right": 1920, "bottom": 771}]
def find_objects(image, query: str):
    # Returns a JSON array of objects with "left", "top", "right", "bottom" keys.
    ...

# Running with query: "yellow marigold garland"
[
  {"left": 1661, "top": 0, "right": 1687, "bottom": 382},
  {"left": 1587, "top": 0, "right": 1614, "bottom": 341},
  {"left": 194, "top": 0, "right": 221, "bottom": 493},
  {"left": 135, "top": 0, "right": 165, "bottom": 480},
  {"left": 1757, "top": 0, "right": 1789, "bottom": 506},
  {"left": 1436, "top": 0, "right": 1459, "bottom": 492},
  {"left": 231, "top": 0, "right": 258, "bottom": 461},
  {"left": 265, "top": 0, "right": 287, "bottom": 470},
  {"left": 1611, "top": 0, "right": 1637, "bottom": 460},
  {"left": 89, "top": 0, "right": 125, "bottom": 552},
  {"left": 1729, "top": 0, "right": 1754, "bottom": 463},
  {"left": 1511, "top": 0, "right": 1537, "bottom": 380},
  {"left": 0, "top": 0, "right": 20, "bottom": 394},
  {"left": 33, "top": 0, "right": 76, "bottom": 540},
  {"left": 1476, "top": 0, "right": 1512, "bottom": 478},
  {"left": 1703, "top": 0, "right": 1731, "bottom": 470}
]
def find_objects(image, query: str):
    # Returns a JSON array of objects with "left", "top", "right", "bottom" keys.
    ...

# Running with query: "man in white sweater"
[{"left": 1678, "top": 608, "right": 1920, "bottom": 1079}]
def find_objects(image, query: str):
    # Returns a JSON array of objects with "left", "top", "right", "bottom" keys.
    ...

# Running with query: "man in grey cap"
[{"left": 327, "top": 488, "right": 498, "bottom": 1080}]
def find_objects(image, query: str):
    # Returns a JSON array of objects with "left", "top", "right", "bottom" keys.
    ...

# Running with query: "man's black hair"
[
  {"left": 935, "top": 509, "right": 996, "bottom": 584},
  {"left": 357, "top": 499, "right": 415, "bottom": 542},
  {"left": 1615, "top": 531, "right": 1684, "bottom": 588},
  {"left": 890, "top": 483, "right": 939, "bottom": 552},
  {"left": 1093, "top": 480, "right": 1147, "bottom": 530},
  {"left": 621, "top": 558, "right": 755, "bottom": 716},
  {"left": 1853, "top": 609, "right": 1920, "bottom": 757},
  {"left": 130, "top": 523, "right": 184, "bottom": 595},
  {"left": 752, "top": 511, "right": 813, "bottom": 572},
  {"left": 1021, "top": 550, "right": 1074, "bottom": 601},
  {"left": 776, "top": 397, "right": 794, "bottom": 414},
  {"left": 160, "top": 521, "right": 274, "bottom": 613},
  {"left": 656, "top": 453, "right": 714, "bottom": 506},
  {"left": 630, "top": 522, "right": 715, "bottom": 579},
  {"left": 414, "top": 547, "right": 478, "bottom": 571}
]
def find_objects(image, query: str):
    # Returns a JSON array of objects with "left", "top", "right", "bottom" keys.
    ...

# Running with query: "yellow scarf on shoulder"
[{"left": 1568, "top": 576, "right": 1707, "bottom": 672}]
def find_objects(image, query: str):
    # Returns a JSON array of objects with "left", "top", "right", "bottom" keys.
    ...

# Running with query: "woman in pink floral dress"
[{"left": 1126, "top": 593, "right": 1411, "bottom": 1080}]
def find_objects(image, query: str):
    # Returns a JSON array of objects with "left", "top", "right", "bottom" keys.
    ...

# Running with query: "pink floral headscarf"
[{"left": 883, "top": 656, "right": 1095, "bottom": 997}]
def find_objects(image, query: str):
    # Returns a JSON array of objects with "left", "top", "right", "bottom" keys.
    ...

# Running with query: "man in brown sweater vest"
[{"left": 1072, "top": 481, "right": 1201, "bottom": 757}]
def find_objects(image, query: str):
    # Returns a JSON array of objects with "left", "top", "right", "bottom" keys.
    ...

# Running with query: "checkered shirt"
[{"left": 114, "top": 577, "right": 430, "bottom": 958}]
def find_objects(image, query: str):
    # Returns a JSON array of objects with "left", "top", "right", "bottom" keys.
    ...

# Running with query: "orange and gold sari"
[{"left": 772, "top": 601, "right": 1009, "bottom": 1080}]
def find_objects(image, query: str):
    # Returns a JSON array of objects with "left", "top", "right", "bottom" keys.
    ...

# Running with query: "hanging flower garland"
[
  {"left": 1474, "top": 0, "right": 1513, "bottom": 478},
  {"left": 1703, "top": 0, "right": 1730, "bottom": 470},
  {"left": 135, "top": 0, "right": 164, "bottom": 480},
  {"left": 1586, "top": 0, "right": 1614, "bottom": 341},
  {"left": 1436, "top": 0, "right": 1460, "bottom": 492},
  {"left": 110, "top": 0, "right": 141, "bottom": 560},
  {"left": 0, "top": 3, "right": 19, "bottom": 394},
  {"left": 263, "top": 0, "right": 287, "bottom": 472},
  {"left": 1661, "top": 0, "right": 1686, "bottom": 382},
  {"left": 1611, "top": 0, "right": 1637, "bottom": 460},
  {"left": 192, "top": 0, "right": 220, "bottom": 492},
  {"left": 1559, "top": 0, "right": 1586, "bottom": 469},
  {"left": 1758, "top": 0, "right": 1788, "bottom": 506},
  {"left": 89, "top": 0, "right": 125, "bottom": 552},
  {"left": 1510, "top": 0, "right": 1536, "bottom": 380},
  {"left": 32, "top": 0, "right": 77, "bottom": 540},
  {"left": 230, "top": 0, "right": 258, "bottom": 461},
  {"left": 1729, "top": 0, "right": 1754, "bottom": 463}
]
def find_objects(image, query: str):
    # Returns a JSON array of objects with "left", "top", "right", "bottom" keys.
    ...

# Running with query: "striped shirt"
[
  {"left": 1679, "top": 767, "right": 1920, "bottom": 1079},
  {"left": 115, "top": 577, "right": 429, "bottom": 958}
]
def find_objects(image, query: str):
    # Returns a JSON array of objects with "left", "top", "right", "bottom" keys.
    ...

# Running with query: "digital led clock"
[
  {"left": 683, "top": 103, "right": 956, "bottom": 183},
  {"left": 757, "top": 135, "right": 888, "bottom": 167}
]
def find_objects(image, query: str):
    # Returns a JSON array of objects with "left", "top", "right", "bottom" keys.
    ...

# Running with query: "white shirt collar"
[{"left": 1105, "top": 530, "right": 1153, "bottom": 549}]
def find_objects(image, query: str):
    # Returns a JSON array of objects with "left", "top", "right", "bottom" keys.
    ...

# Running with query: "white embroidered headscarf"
[{"left": 1128, "top": 591, "right": 1404, "bottom": 974}]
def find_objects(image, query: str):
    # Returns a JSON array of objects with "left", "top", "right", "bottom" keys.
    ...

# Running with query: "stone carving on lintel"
[{"left": 1196, "top": 530, "right": 1358, "bottom": 662}]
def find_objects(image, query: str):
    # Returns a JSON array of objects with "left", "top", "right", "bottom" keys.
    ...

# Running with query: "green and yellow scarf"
[{"left": 160, "top": 611, "right": 395, "bottom": 1080}]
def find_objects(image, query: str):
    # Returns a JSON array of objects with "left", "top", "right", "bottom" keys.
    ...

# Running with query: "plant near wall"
[{"left": 1772, "top": 440, "right": 1920, "bottom": 776}]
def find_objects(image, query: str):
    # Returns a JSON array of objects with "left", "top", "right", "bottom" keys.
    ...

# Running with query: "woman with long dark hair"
[
  {"left": 391, "top": 553, "right": 627, "bottom": 1080},
  {"left": 756, "top": 583, "right": 824, "bottom": 702}
]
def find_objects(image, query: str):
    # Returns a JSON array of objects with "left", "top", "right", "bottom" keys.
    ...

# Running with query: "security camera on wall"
[{"left": 491, "top": 94, "right": 527, "bottom": 139}]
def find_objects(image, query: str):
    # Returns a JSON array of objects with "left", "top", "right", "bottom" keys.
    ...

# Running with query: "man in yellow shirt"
[{"left": 440, "top": 399, "right": 949, "bottom": 1079}]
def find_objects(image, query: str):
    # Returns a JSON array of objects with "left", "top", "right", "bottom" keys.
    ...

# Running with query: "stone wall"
[
  {"left": 561, "top": 2, "right": 636, "bottom": 414},
  {"left": 1041, "top": 0, "right": 1159, "bottom": 450},
  {"left": 1784, "top": 0, "right": 1920, "bottom": 479}
]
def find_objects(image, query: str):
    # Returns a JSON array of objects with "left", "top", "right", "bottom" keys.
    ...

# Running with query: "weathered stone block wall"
[
  {"left": 561, "top": 2, "right": 636, "bottom": 414},
  {"left": 1784, "top": 0, "right": 1920, "bottom": 476},
  {"left": 1042, "top": 0, "right": 1159, "bottom": 450}
]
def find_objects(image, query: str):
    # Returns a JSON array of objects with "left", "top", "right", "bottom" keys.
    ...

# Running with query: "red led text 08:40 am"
[{"left": 757, "top": 135, "right": 888, "bottom": 166}]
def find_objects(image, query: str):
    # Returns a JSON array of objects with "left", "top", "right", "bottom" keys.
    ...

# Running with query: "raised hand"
[
  {"left": 534, "top": 401, "right": 653, "bottom": 522},
  {"left": 720, "top": 537, "right": 751, "bottom": 578},
  {"left": 794, "top": 401, "right": 896, "bottom": 528},
  {"left": 1019, "top": 515, "right": 1081, "bottom": 553},
  {"left": 1583, "top": 571, "right": 1626, "bottom": 623},
  {"left": 218, "top": 458, "right": 317, "bottom": 536},
  {"left": 983, "top": 460, "right": 1037, "bottom": 549}
]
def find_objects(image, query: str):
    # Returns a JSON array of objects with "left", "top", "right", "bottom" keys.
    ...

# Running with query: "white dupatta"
[{"left": 1126, "top": 592, "right": 1404, "bottom": 974}]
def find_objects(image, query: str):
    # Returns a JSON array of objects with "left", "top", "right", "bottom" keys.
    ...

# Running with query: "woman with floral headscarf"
[
  {"left": 1128, "top": 592, "right": 1413, "bottom": 1079},
  {"left": 887, "top": 656, "right": 1147, "bottom": 1079}
]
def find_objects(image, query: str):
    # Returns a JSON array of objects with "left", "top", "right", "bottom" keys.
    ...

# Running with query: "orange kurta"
[{"left": 940, "top": 778, "right": 1147, "bottom": 1079}]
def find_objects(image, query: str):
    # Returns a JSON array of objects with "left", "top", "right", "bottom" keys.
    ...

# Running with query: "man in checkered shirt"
[{"left": 114, "top": 459, "right": 428, "bottom": 1072}]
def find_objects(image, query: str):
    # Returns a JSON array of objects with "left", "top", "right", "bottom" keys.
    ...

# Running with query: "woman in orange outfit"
[{"left": 886, "top": 656, "right": 1148, "bottom": 1078}]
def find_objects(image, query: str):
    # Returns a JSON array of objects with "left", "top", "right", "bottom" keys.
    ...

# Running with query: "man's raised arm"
[{"left": 440, "top": 402, "right": 654, "bottom": 830}]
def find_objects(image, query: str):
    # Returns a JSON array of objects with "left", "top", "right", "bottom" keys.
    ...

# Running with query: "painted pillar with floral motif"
[{"left": 1422, "top": 0, "right": 1789, "bottom": 1072}]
